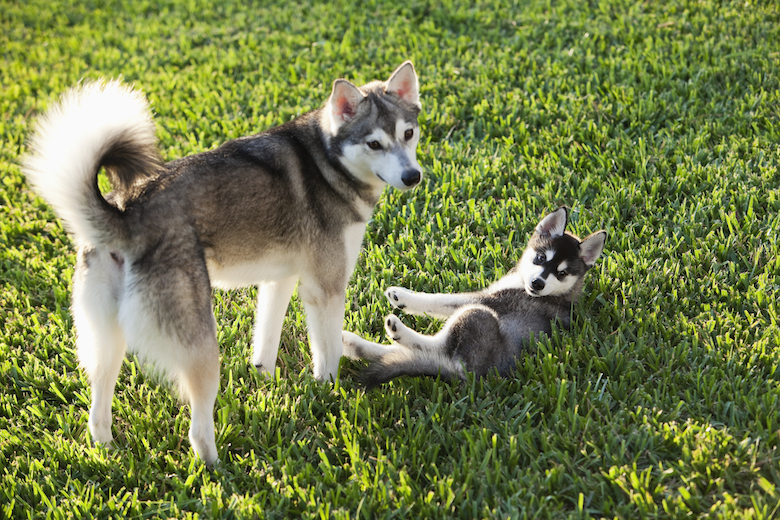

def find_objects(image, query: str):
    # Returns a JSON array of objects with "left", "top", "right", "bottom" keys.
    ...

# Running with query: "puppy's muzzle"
[{"left": 531, "top": 278, "right": 545, "bottom": 292}]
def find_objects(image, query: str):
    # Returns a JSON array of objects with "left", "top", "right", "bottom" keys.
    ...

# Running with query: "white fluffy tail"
[{"left": 23, "top": 80, "right": 161, "bottom": 247}]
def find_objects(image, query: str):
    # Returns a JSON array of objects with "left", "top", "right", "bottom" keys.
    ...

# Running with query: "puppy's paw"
[
  {"left": 341, "top": 330, "right": 363, "bottom": 359},
  {"left": 385, "top": 286, "right": 413, "bottom": 310},
  {"left": 341, "top": 330, "right": 361, "bottom": 346},
  {"left": 342, "top": 330, "right": 399, "bottom": 361},
  {"left": 384, "top": 314, "right": 405, "bottom": 342}
]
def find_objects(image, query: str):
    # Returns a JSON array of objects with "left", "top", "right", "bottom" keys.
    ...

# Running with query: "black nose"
[
  {"left": 402, "top": 169, "right": 421, "bottom": 187},
  {"left": 531, "top": 278, "right": 545, "bottom": 292}
]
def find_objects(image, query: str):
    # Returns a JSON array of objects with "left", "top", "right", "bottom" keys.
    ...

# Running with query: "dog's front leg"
[
  {"left": 299, "top": 283, "right": 345, "bottom": 382},
  {"left": 251, "top": 276, "right": 298, "bottom": 376}
]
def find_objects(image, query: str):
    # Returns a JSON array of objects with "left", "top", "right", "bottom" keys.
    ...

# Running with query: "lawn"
[{"left": 2, "top": 0, "right": 780, "bottom": 518}]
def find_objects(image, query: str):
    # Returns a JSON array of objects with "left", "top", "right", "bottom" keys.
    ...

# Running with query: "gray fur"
[
  {"left": 23, "top": 62, "right": 423, "bottom": 464},
  {"left": 342, "top": 207, "right": 607, "bottom": 388}
]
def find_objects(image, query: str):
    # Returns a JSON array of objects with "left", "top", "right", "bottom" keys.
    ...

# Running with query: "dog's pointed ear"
[
  {"left": 385, "top": 61, "right": 420, "bottom": 109},
  {"left": 579, "top": 230, "right": 607, "bottom": 267},
  {"left": 327, "top": 79, "right": 365, "bottom": 133},
  {"left": 535, "top": 207, "right": 568, "bottom": 237}
]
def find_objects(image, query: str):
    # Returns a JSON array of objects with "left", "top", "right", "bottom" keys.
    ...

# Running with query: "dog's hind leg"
[
  {"left": 120, "top": 296, "right": 220, "bottom": 465},
  {"left": 177, "top": 339, "right": 220, "bottom": 466},
  {"left": 119, "top": 248, "right": 220, "bottom": 465},
  {"left": 251, "top": 275, "right": 298, "bottom": 376},
  {"left": 72, "top": 247, "right": 127, "bottom": 446}
]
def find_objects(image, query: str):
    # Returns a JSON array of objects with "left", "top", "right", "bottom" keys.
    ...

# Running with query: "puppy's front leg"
[{"left": 385, "top": 286, "right": 480, "bottom": 319}]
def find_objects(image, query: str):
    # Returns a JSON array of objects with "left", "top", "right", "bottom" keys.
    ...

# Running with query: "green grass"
[{"left": 2, "top": 0, "right": 780, "bottom": 517}]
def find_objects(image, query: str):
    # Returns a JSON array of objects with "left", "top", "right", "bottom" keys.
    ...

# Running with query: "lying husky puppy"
[
  {"left": 23, "top": 62, "right": 422, "bottom": 464},
  {"left": 342, "top": 207, "right": 606, "bottom": 388}
]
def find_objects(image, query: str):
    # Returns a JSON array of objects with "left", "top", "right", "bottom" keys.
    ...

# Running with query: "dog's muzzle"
[
  {"left": 402, "top": 169, "right": 421, "bottom": 187},
  {"left": 531, "top": 278, "right": 545, "bottom": 292}
]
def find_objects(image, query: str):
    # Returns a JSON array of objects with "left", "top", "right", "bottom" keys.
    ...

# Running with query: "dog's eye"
[
  {"left": 367, "top": 141, "right": 382, "bottom": 150},
  {"left": 404, "top": 128, "right": 414, "bottom": 140},
  {"left": 557, "top": 270, "right": 568, "bottom": 278},
  {"left": 534, "top": 253, "right": 546, "bottom": 265}
]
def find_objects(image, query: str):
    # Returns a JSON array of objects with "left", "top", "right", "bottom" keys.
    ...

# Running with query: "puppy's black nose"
[
  {"left": 531, "top": 278, "right": 545, "bottom": 292},
  {"left": 402, "top": 169, "right": 421, "bottom": 187}
]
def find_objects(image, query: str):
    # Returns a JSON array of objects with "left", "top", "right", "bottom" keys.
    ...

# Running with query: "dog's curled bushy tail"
[
  {"left": 359, "top": 349, "right": 465, "bottom": 389},
  {"left": 23, "top": 80, "right": 162, "bottom": 247}
]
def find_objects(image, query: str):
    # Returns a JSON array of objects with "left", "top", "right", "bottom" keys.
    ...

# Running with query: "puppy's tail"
[
  {"left": 23, "top": 80, "right": 162, "bottom": 248},
  {"left": 359, "top": 349, "right": 465, "bottom": 389}
]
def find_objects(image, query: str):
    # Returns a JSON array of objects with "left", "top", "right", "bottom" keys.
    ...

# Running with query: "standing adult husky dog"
[
  {"left": 342, "top": 208, "right": 606, "bottom": 388},
  {"left": 23, "top": 61, "right": 422, "bottom": 464}
]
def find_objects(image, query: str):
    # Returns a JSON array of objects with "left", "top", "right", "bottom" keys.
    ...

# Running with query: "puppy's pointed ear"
[
  {"left": 385, "top": 61, "right": 420, "bottom": 108},
  {"left": 580, "top": 230, "right": 607, "bottom": 267},
  {"left": 535, "top": 207, "right": 568, "bottom": 237},
  {"left": 326, "top": 79, "right": 365, "bottom": 134}
]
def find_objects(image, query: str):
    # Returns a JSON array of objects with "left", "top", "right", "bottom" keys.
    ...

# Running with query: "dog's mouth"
[{"left": 373, "top": 171, "right": 421, "bottom": 191}]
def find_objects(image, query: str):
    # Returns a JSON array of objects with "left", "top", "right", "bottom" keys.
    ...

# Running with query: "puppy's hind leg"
[
  {"left": 72, "top": 247, "right": 127, "bottom": 446},
  {"left": 444, "top": 305, "right": 507, "bottom": 378},
  {"left": 251, "top": 275, "right": 298, "bottom": 376},
  {"left": 341, "top": 330, "right": 402, "bottom": 361},
  {"left": 384, "top": 314, "right": 447, "bottom": 352}
]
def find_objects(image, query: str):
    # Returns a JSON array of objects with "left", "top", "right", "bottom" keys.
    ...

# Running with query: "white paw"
[
  {"left": 341, "top": 331, "right": 362, "bottom": 359},
  {"left": 189, "top": 429, "right": 219, "bottom": 467},
  {"left": 89, "top": 422, "right": 114, "bottom": 446},
  {"left": 253, "top": 361, "right": 276, "bottom": 378},
  {"left": 384, "top": 314, "right": 405, "bottom": 342},
  {"left": 342, "top": 330, "right": 360, "bottom": 346},
  {"left": 385, "top": 286, "right": 414, "bottom": 310}
]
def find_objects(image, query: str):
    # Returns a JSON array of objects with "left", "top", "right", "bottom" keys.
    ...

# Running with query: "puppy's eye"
[
  {"left": 534, "top": 253, "right": 546, "bottom": 265},
  {"left": 404, "top": 128, "right": 414, "bottom": 140},
  {"left": 367, "top": 141, "right": 382, "bottom": 150},
  {"left": 557, "top": 270, "right": 568, "bottom": 278}
]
